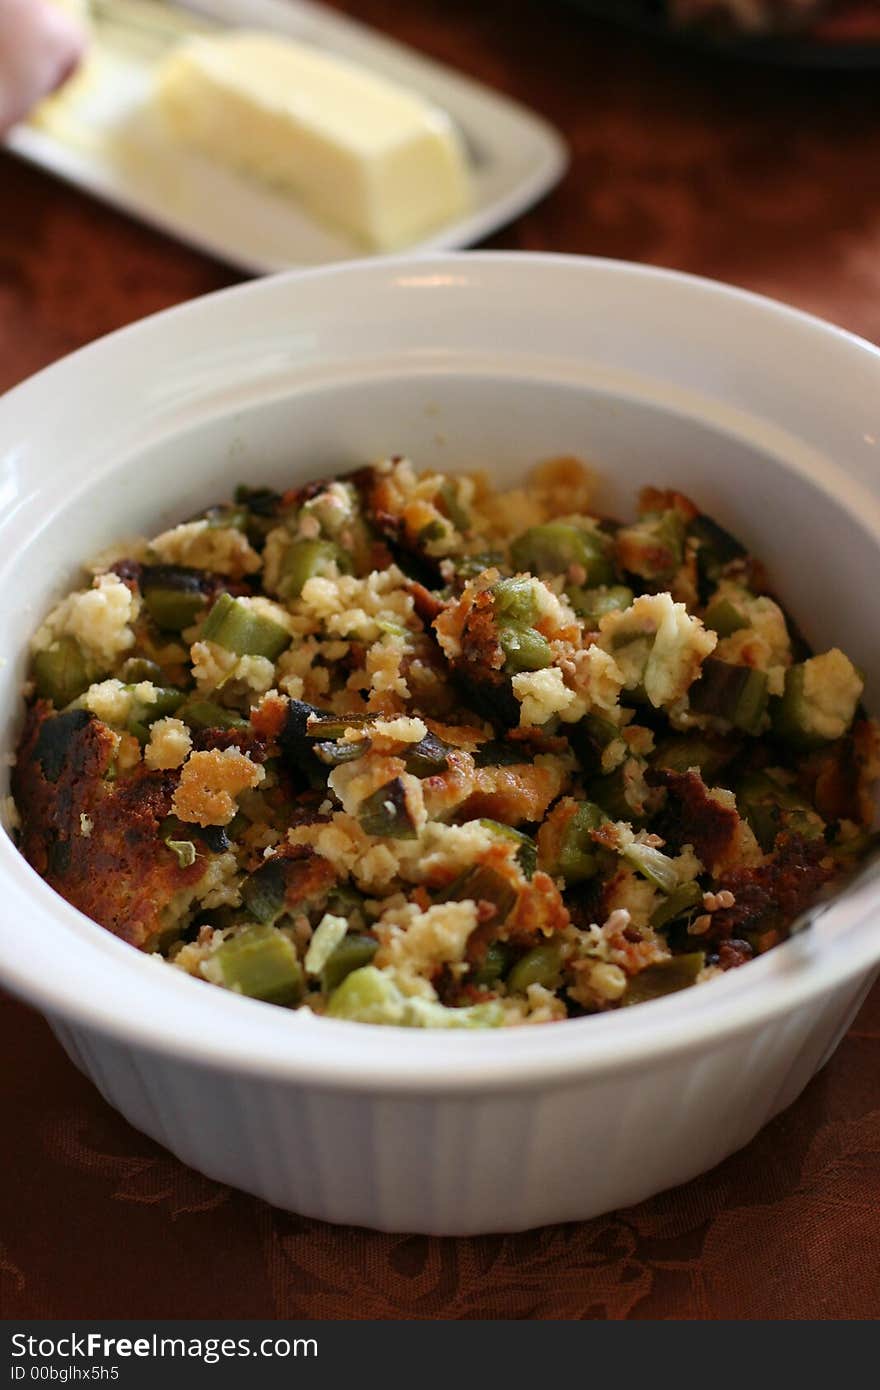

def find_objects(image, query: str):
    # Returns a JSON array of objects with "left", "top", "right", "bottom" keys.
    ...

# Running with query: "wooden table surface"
[{"left": 1, "top": 0, "right": 879, "bottom": 1321}]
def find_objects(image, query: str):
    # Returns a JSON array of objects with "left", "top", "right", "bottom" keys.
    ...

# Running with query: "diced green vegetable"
[
  {"left": 771, "top": 652, "right": 863, "bottom": 750},
  {"left": 325, "top": 885, "right": 368, "bottom": 932},
  {"left": 569, "top": 714, "right": 627, "bottom": 778},
  {"left": 33, "top": 637, "right": 91, "bottom": 709},
  {"left": 210, "top": 925, "right": 304, "bottom": 1006},
  {"left": 509, "top": 523, "right": 614, "bottom": 585},
  {"left": 320, "top": 934, "right": 379, "bottom": 994},
  {"left": 493, "top": 577, "right": 541, "bottom": 626},
  {"left": 498, "top": 623, "right": 553, "bottom": 674},
  {"left": 689, "top": 657, "right": 769, "bottom": 734},
  {"left": 312, "top": 738, "right": 371, "bottom": 768},
  {"left": 141, "top": 565, "right": 207, "bottom": 632},
  {"left": 201, "top": 592, "right": 292, "bottom": 660},
  {"left": 358, "top": 779, "right": 420, "bottom": 839},
  {"left": 127, "top": 686, "right": 185, "bottom": 744},
  {"left": 403, "top": 731, "right": 451, "bottom": 778},
  {"left": 304, "top": 711, "right": 372, "bottom": 742},
  {"left": 276, "top": 538, "right": 352, "bottom": 600},
  {"left": 240, "top": 859, "right": 287, "bottom": 924},
  {"left": 621, "top": 952, "right": 705, "bottom": 1005},
  {"left": 621, "top": 842, "right": 679, "bottom": 894},
  {"left": 455, "top": 552, "right": 506, "bottom": 583},
  {"left": 737, "top": 771, "right": 826, "bottom": 852},
  {"left": 545, "top": 801, "right": 607, "bottom": 884},
  {"left": 442, "top": 863, "right": 517, "bottom": 921},
  {"left": 651, "top": 733, "right": 732, "bottom": 781},
  {"left": 616, "top": 510, "right": 684, "bottom": 583},
  {"left": 438, "top": 482, "right": 470, "bottom": 533},
  {"left": 650, "top": 881, "right": 704, "bottom": 931},
  {"left": 470, "top": 939, "right": 513, "bottom": 987},
  {"left": 703, "top": 595, "right": 748, "bottom": 638},
  {"left": 689, "top": 514, "right": 746, "bottom": 597},
  {"left": 473, "top": 739, "right": 527, "bottom": 769},
  {"left": 326, "top": 966, "right": 504, "bottom": 1028},
  {"left": 176, "top": 699, "right": 247, "bottom": 731},
  {"left": 479, "top": 820, "right": 537, "bottom": 878},
  {"left": 119, "top": 657, "right": 163, "bottom": 683},
  {"left": 506, "top": 938, "right": 566, "bottom": 994},
  {"left": 567, "top": 584, "right": 634, "bottom": 627},
  {"left": 192, "top": 502, "right": 250, "bottom": 532},
  {"left": 589, "top": 759, "right": 651, "bottom": 822}
]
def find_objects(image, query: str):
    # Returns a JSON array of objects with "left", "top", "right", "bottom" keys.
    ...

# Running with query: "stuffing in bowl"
[{"left": 10, "top": 455, "right": 878, "bottom": 1028}]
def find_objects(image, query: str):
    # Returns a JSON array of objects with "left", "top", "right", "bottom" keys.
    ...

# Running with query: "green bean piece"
[
  {"left": 771, "top": 654, "right": 863, "bottom": 751},
  {"left": 201, "top": 592, "right": 292, "bottom": 660},
  {"left": 438, "top": 482, "right": 471, "bottom": 533},
  {"left": 211, "top": 925, "right": 304, "bottom": 1006},
  {"left": 493, "top": 576, "right": 541, "bottom": 626},
  {"left": 473, "top": 738, "right": 530, "bottom": 768},
  {"left": 509, "top": 523, "right": 614, "bottom": 585},
  {"left": 689, "top": 657, "right": 769, "bottom": 735},
  {"left": 550, "top": 801, "right": 607, "bottom": 884},
  {"left": 240, "top": 859, "right": 287, "bottom": 925},
  {"left": 277, "top": 538, "right": 352, "bottom": 600},
  {"left": 128, "top": 686, "right": 185, "bottom": 744},
  {"left": 418, "top": 519, "right": 446, "bottom": 545},
  {"left": 621, "top": 953, "right": 705, "bottom": 1006},
  {"left": 321, "top": 934, "right": 379, "bottom": 994},
  {"left": 651, "top": 733, "right": 732, "bottom": 781},
  {"left": 312, "top": 738, "right": 371, "bottom": 768},
  {"left": 141, "top": 566, "right": 208, "bottom": 632},
  {"left": 616, "top": 510, "right": 684, "bottom": 583},
  {"left": 326, "top": 966, "right": 504, "bottom": 1028},
  {"left": 119, "top": 657, "right": 163, "bottom": 683},
  {"left": 303, "top": 710, "right": 372, "bottom": 742},
  {"left": 176, "top": 699, "right": 248, "bottom": 731},
  {"left": 403, "top": 731, "right": 452, "bottom": 778},
  {"left": 470, "top": 939, "right": 513, "bottom": 987},
  {"left": 498, "top": 623, "right": 553, "bottom": 674},
  {"left": 588, "top": 761, "right": 649, "bottom": 823},
  {"left": 650, "top": 881, "right": 704, "bottom": 931},
  {"left": 702, "top": 596, "right": 749, "bottom": 638},
  {"left": 194, "top": 502, "right": 250, "bottom": 532},
  {"left": 442, "top": 863, "right": 518, "bottom": 921},
  {"left": 506, "top": 939, "right": 566, "bottom": 994},
  {"left": 689, "top": 514, "right": 746, "bottom": 597},
  {"left": 622, "top": 842, "right": 680, "bottom": 894},
  {"left": 569, "top": 713, "right": 627, "bottom": 778},
  {"left": 358, "top": 779, "right": 420, "bottom": 839},
  {"left": 234, "top": 485, "right": 283, "bottom": 546},
  {"left": 456, "top": 551, "right": 506, "bottom": 583},
  {"left": 32, "top": 637, "right": 92, "bottom": 709},
  {"left": 737, "top": 771, "right": 826, "bottom": 852},
  {"left": 479, "top": 819, "right": 538, "bottom": 878},
  {"left": 567, "top": 584, "right": 634, "bottom": 627}
]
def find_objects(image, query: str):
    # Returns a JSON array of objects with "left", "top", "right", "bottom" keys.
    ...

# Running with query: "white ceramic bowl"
[{"left": 2, "top": 253, "right": 880, "bottom": 1236}]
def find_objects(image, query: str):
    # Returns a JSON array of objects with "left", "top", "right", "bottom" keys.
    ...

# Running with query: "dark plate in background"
[{"left": 565, "top": 1, "right": 880, "bottom": 67}]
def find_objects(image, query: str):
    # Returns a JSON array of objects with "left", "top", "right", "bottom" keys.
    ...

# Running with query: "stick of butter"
[{"left": 155, "top": 31, "right": 471, "bottom": 249}]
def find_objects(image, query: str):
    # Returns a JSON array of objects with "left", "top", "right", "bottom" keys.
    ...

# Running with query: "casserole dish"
[{"left": 1, "top": 252, "right": 879, "bottom": 1233}]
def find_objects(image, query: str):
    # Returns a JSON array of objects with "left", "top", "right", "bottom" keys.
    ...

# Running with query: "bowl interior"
[{"left": 3, "top": 369, "right": 880, "bottom": 747}]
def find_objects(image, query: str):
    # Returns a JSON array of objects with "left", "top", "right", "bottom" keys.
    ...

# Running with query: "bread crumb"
[{"left": 171, "top": 748, "right": 265, "bottom": 826}]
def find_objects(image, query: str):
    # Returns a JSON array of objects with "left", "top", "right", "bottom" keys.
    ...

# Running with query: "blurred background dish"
[
  {"left": 3, "top": 0, "right": 568, "bottom": 271},
  {"left": 566, "top": 0, "right": 880, "bottom": 67}
]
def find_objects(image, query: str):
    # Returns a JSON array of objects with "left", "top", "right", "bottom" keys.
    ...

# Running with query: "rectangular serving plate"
[{"left": 4, "top": 0, "right": 568, "bottom": 274}]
